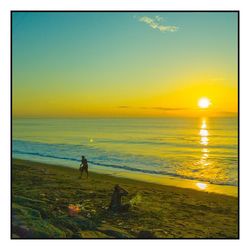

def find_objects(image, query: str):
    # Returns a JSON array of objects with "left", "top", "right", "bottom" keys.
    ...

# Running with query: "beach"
[{"left": 12, "top": 159, "right": 238, "bottom": 239}]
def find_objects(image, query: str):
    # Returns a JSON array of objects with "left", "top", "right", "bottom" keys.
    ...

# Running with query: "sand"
[{"left": 12, "top": 159, "right": 238, "bottom": 239}]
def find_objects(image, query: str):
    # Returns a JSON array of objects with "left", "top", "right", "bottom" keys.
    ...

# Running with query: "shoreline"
[{"left": 13, "top": 157, "right": 238, "bottom": 197}]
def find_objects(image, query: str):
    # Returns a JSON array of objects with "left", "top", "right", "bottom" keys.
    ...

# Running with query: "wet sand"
[{"left": 12, "top": 159, "right": 238, "bottom": 238}]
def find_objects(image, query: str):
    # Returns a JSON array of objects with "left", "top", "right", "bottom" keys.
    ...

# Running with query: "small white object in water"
[{"left": 196, "top": 182, "right": 207, "bottom": 190}]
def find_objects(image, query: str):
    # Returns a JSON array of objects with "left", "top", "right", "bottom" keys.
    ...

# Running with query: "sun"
[{"left": 198, "top": 97, "right": 211, "bottom": 109}]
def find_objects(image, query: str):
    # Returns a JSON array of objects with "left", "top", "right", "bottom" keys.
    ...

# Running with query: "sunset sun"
[{"left": 198, "top": 97, "right": 211, "bottom": 109}]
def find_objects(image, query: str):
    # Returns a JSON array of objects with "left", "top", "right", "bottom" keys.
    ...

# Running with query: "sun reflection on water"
[
  {"left": 200, "top": 137, "right": 208, "bottom": 146},
  {"left": 199, "top": 119, "right": 209, "bottom": 167},
  {"left": 175, "top": 118, "right": 229, "bottom": 190},
  {"left": 201, "top": 121, "right": 207, "bottom": 129},
  {"left": 196, "top": 119, "right": 210, "bottom": 190},
  {"left": 200, "top": 119, "right": 209, "bottom": 147},
  {"left": 201, "top": 154, "right": 208, "bottom": 159},
  {"left": 199, "top": 129, "right": 208, "bottom": 137},
  {"left": 201, "top": 148, "right": 209, "bottom": 153}
]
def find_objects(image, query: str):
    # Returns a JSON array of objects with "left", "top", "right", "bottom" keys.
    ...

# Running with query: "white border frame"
[{"left": 1, "top": 0, "right": 249, "bottom": 249}]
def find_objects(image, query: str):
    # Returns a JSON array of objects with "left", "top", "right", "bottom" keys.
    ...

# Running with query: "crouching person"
[{"left": 109, "top": 185, "right": 130, "bottom": 212}]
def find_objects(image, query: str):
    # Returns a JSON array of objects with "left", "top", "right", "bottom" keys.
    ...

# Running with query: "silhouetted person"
[
  {"left": 109, "top": 185, "right": 130, "bottom": 212},
  {"left": 79, "top": 155, "right": 88, "bottom": 178}
]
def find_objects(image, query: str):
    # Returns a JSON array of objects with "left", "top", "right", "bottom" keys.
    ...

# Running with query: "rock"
[
  {"left": 80, "top": 230, "right": 112, "bottom": 238},
  {"left": 12, "top": 203, "right": 42, "bottom": 219},
  {"left": 97, "top": 224, "right": 132, "bottom": 238},
  {"left": 12, "top": 203, "right": 66, "bottom": 238},
  {"left": 137, "top": 230, "right": 156, "bottom": 238},
  {"left": 49, "top": 216, "right": 80, "bottom": 232},
  {"left": 14, "top": 225, "right": 31, "bottom": 238},
  {"left": 62, "top": 228, "right": 73, "bottom": 238},
  {"left": 72, "top": 232, "right": 82, "bottom": 238},
  {"left": 73, "top": 216, "right": 97, "bottom": 230},
  {"left": 12, "top": 222, "right": 66, "bottom": 238},
  {"left": 13, "top": 196, "right": 48, "bottom": 219},
  {"left": 153, "top": 229, "right": 169, "bottom": 238}
]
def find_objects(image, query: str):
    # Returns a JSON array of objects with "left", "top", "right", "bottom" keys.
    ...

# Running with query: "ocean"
[{"left": 12, "top": 117, "right": 238, "bottom": 187}]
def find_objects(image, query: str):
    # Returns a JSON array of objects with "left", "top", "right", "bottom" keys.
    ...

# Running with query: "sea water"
[{"left": 12, "top": 117, "right": 238, "bottom": 187}]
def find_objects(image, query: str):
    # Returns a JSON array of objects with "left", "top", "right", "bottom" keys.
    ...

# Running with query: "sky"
[{"left": 12, "top": 12, "right": 238, "bottom": 118}]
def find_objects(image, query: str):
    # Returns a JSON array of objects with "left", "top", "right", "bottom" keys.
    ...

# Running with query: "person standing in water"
[{"left": 79, "top": 155, "right": 88, "bottom": 178}]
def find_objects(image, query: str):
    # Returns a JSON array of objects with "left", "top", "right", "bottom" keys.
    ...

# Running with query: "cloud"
[
  {"left": 117, "top": 106, "right": 188, "bottom": 111},
  {"left": 151, "top": 107, "right": 189, "bottom": 111},
  {"left": 118, "top": 106, "right": 130, "bottom": 109},
  {"left": 215, "top": 111, "right": 238, "bottom": 116},
  {"left": 138, "top": 16, "right": 178, "bottom": 32},
  {"left": 155, "top": 15, "right": 164, "bottom": 22},
  {"left": 140, "top": 107, "right": 189, "bottom": 111}
]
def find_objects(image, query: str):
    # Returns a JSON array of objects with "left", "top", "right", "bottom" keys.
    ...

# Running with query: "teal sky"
[{"left": 12, "top": 12, "right": 238, "bottom": 117}]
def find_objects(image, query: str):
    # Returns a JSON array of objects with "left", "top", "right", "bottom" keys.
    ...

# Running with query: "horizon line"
[{"left": 12, "top": 114, "right": 238, "bottom": 119}]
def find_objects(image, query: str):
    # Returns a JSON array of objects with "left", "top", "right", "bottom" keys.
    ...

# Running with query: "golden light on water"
[
  {"left": 197, "top": 119, "right": 210, "bottom": 190},
  {"left": 200, "top": 119, "right": 209, "bottom": 146},
  {"left": 200, "top": 136, "right": 208, "bottom": 146},
  {"left": 196, "top": 182, "right": 208, "bottom": 190},
  {"left": 199, "top": 129, "right": 208, "bottom": 137},
  {"left": 176, "top": 118, "right": 232, "bottom": 194},
  {"left": 201, "top": 148, "right": 209, "bottom": 153},
  {"left": 199, "top": 119, "right": 210, "bottom": 169},
  {"left": 201, "top": 121, "right": 207, "bottom": 129},
  {"left": 176, "top": 117, "right": 232, "bottom": 194},
  {"left": 198, "top": 97, "right": 211, "bottom": 109},
  {"left": 202, "top": 153, "right": 208, "bottom": 159}
]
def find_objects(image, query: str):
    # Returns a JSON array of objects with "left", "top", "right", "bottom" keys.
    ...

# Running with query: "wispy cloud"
[
  {"left": 150, "top": 107, "right": 188, "bottom": 111},
  {"left": 117, "top": 106, "right": 188, "bottom": 111},
  {"left": 140, "top": 107, "right": 189, "bottom": 111},
  {"left": 138, "top": 16, "right": 178, "bottom": 33},
  {"left": 118, "top": 106, "right": 130, "bottom": 109}
]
